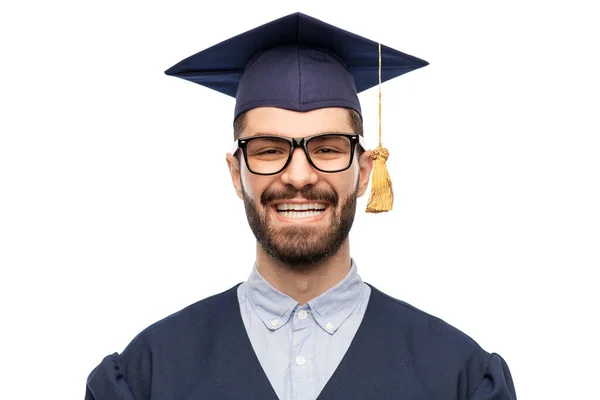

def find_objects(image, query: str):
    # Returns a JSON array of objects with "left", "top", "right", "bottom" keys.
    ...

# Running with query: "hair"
[{"left": 233, "top": 108, "right": 364, "bottom": 140}]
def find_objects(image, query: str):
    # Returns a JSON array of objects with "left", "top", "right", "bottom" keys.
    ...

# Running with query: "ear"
[
  {"left": 356, "top": 150, "right": 373, "bottom": 198},
  {"left": 225, "top": 153, "right": 243, "bottom": 200}
]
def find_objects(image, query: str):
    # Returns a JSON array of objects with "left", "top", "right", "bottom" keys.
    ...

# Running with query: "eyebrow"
[
  {"left": 243, "top": 130, "right": 353, "bottom": 138},
  {"left": 245, "top": 132, "right": 283, "bottom": 137}
]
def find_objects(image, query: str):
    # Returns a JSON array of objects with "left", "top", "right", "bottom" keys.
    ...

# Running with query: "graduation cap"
[{"left": 165, "top": 12, "right": 428, "bottom": 212}]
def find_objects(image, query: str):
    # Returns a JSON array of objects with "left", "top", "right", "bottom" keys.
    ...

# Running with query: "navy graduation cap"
[
  {"left": 165, "top": 12, "right": 428, "bottom": 212},
  {"left": 165, "top": 12, "right": 428, "bottom": 120}
]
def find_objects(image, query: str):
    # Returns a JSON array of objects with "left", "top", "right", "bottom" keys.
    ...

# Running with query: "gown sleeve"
[
  {"left": 85, "top": 353, "right": 137, "bottom": 400},
  {"left": 469, "top": 353, "right": 517, "bottom": 400}
]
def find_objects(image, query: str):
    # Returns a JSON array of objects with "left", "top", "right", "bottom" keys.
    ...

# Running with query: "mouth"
[{"left": 271, "top": 202, "right": 328, "bottom": 221}]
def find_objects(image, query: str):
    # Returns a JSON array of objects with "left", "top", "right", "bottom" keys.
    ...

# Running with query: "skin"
[{"left": 226, "top": 107, "right": 373, "bottom": 305}]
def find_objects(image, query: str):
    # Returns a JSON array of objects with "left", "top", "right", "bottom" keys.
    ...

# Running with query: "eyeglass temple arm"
[
  {"left": 230, "top": 139, "right": 243, "bottom": 155},
  {"left": 357, "top": 135, "right": 367, "bottom": 151}
]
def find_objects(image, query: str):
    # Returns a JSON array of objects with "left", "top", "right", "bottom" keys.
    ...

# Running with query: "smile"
[{"left": 273, "top": 202, "right": 328, "bottom": 220}]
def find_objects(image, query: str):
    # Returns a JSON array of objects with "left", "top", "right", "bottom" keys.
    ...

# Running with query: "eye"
[
  {"left": 258, "top": 148, "right": 285, "bottom": 155},
  {"left": 315, "top": 147, "right": 341, "bottom": 154},
  {"left": 246, "top": 137, "right": 291, "bottom": 157}
]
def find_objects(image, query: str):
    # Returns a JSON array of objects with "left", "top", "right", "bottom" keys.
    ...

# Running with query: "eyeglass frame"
[{"left": 230, "top": 132, "right": 367, "bottom": 176}]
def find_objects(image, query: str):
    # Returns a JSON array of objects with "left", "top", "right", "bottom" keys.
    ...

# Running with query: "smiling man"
[
  {"left": 230, "top": 107, "right": 370, "bottom": 279},
  {"left": 85, "top": 12, "right": 516, "bottom": 400}
]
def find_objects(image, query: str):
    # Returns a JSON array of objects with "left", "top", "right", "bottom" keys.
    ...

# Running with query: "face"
[{"left": 226, "top": 107, "right": 373, "bottom": 269}]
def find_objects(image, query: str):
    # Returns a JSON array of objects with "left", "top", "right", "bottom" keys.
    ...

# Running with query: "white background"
[{"left": 1, "top": 1, "right": 598, "bottom": 399}]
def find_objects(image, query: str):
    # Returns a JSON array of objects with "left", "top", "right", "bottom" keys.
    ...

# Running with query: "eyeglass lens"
[{"left": 245, "top": 134, "right": 352, "bottom": 174}]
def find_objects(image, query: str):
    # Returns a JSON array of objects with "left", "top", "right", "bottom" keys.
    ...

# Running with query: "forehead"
[{"left": 241, "top": 107, "right": 353, "bottom": 138}]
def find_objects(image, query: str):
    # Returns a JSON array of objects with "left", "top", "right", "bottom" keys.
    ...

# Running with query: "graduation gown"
[{"left": 85, "top": 284, "right": 516, "bottom": 399}]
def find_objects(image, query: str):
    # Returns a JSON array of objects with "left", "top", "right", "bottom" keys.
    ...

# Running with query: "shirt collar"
[
  {"left": 245, "top": 265, "right": 298, "bottom": 331},
  {"left": 244, "top": 259, "right": 367, "bottom": 335}
]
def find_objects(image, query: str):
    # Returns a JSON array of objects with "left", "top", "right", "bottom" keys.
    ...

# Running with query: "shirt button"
[
  {"left": 326, "top": 322, "right": 334, "bottom": 331},
  {"left": 298, "top": 310, "right": 308, "bottom": 320},
  {"left": 295, "top": 356, "right": 306, "bottom": 366},
  {"left": 270, "top": 319, "right": 280, "bottom": 328}
]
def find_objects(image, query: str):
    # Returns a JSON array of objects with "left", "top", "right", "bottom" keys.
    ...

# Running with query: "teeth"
[
  {"left": 276, "top": 202, "right": 326, "bottom": 211},
  {"left": 278, "top": 210, "right": 324, "bottom": 219}
]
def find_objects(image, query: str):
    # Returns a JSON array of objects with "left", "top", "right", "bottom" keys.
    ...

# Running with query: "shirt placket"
[{"left": 290, "top": 304, "right": 316, "bottom": 400}]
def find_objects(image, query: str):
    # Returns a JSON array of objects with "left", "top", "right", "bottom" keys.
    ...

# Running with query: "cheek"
[
  {"left": 241, "top": 168, "right": 272, "bottom": 202},
  {"left": 334, "top": 168, "right": 359, "bottom": 194}
]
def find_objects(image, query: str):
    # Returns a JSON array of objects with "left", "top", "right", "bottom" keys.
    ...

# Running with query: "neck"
[{"left": 255, "top": 239, "right": 352, "bottom": 305}]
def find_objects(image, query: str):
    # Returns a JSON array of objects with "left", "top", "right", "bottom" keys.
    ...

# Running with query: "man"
[{"left": 85, "top": 12, "right": 516, "bottom": 399}]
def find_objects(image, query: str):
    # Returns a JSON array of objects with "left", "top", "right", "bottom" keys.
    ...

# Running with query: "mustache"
[{"left": 261, "top": 185, "right": 338, "bottom": 207}]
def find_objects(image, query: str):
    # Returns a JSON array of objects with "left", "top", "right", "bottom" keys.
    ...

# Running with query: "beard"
[{"left": 242, "top": 183, "right": 358, "bottom": 270}]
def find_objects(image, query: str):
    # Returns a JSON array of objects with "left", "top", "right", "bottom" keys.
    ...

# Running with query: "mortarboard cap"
[
  {"left": 165, "top": 12, "right": 428, "bottom": 121},
  {"left": 165, "top": 12, "right": 428, "bottom": 212}
]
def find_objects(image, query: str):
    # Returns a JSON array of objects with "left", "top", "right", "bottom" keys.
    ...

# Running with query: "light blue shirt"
[{"left": 237, "top": 260, "right": 371, "bottom": 400}]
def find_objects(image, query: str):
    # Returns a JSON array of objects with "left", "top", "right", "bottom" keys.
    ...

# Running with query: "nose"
[{"left": 279, "top": 147, "right": 319, "bottom": 189}]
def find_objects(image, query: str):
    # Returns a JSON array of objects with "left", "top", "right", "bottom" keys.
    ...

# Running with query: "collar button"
[{"left": 298, "top": 310, "right": 308, "bottom": 320}]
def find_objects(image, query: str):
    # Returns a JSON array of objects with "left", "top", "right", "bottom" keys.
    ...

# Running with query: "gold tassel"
[
  {"left": 366, "top": 43, "right": 394, "bottom": 213},
  {"left": 366, "top": 145, "right": 393, "bottom": 212}
]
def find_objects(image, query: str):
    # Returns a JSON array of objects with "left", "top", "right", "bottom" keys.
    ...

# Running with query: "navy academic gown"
[{"left": 85, "top": 284, "right": 516, "bottom": 399}]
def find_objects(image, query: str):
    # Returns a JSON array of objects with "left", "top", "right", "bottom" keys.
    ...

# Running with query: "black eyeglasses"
[{"left": 230, "top": 133, "right": 366, "bottom": 175}]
